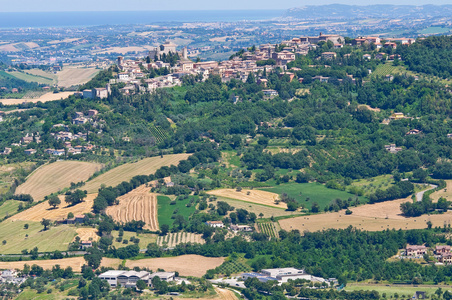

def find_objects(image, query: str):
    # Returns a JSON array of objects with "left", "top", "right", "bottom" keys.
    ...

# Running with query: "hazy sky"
[{"left": 1, "top": 0, "right": 452, "bottom": 12}]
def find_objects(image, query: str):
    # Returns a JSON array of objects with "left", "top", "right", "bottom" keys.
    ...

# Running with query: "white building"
[
  {"left": 149, "top": 272, "right": 176, "bottom": 285},
  {"left": 99, "top": 270, "right": 127, "bottom": 287}
]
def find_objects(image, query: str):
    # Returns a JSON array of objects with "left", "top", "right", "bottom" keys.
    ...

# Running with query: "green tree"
[
  {"left": 48, "top": 195, "right": 61, "bottom": 209},
  {"left": 65, "top": 189, "right": 87, "bottom": 206},
  {"left": 41, "top": 218, "right": 51, "bottom": 231},
  {"left": 136, "top": 279, "right": 147, "bottom": 291}
]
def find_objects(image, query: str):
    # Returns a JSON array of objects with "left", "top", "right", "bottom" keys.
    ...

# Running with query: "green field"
[
  {"left": 0, "top": 200, "right": 22, "bottom": 219},
  {"left": 0, "top": 220, "right": 76, "bottom": 254},
  {"left": 110, "top": 230, "right": 157, "bottom": 249},
  {"left": 8, "top": 71, "right": 54, "bottom": 85},
  {"left": 157, "top": 195, "right": 197, "bottom": 228},
  {"left": 262, "top": 183, "right": 366, "bottom": 210},
  {"left": 345, "top": 283, "right": 447, "bottom": 298},
  {"left": 16, "top": 279, "right": 79, "bottom": 300},
  {"left": 418, "top": 26, "right": 451, "bottom": 35}
]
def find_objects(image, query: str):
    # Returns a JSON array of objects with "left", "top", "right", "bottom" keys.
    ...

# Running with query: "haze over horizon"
[{"left": 1, "top": 0, "right": 452, "bottom": 12}]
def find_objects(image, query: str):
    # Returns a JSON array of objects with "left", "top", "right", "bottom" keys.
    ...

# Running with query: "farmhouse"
[
  {"left": 436, "top": 245, "right": 451, "bottom": 255},
  {"left": 406, "top": 129, "right": 421, "bottom": 135},
  {"left": 321, "top": 52, "right": 337, "bottom": 60},
  {"left": 206, "top": 221, "right": 224, "bottom": 228},
  {"left": 440, "top": 253, "right": 452, "bottom": 264},
  {"left": 230, "top": 224, "right": 253, "bottom": 232},
  {"left": 24, "top": 149, "right": 36, "bottom": 155},
  {"left": 406, "top": 245, "right": 427, "bottom": 256},
  {"left": 262, "top": 89, "right": 279, "bottom": 98}
]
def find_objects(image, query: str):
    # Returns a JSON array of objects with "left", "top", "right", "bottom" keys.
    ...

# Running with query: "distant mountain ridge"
[{"left": 284, "top": 4, "right": 452, "bottom": 20}]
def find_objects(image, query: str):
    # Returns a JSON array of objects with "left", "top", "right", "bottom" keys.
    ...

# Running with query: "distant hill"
[{"left": 283, "top": 4, "right": 452, "bottom": 20}]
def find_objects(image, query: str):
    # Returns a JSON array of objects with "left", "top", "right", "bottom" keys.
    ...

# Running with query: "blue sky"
[{"left": 1, "top": 0, "right": 452, "bottom": 12}]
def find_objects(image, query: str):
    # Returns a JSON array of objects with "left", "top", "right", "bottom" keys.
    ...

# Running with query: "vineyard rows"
[
  {"left": 215, "top": 260, "right": 251, "bottom": 275},
  {"left": 149, "top": 125, "right": 169, "bottom": 143},
  {"left": 258, "top": 222, "right": 279, "bottom": 239},
  {"left": 156, "top": 232, "right": 204, "bottom": 248}
]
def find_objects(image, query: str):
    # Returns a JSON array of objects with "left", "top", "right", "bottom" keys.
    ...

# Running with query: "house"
[
  {"left": 363, "top": 54, "right": 372, "bottom": 60},
  {"left": 406, "top": 245, "right": 427, "bottom": 256},
  {"left": 390, "top": 112, "right": 405, "bottom": 119},
  {"left": 82, "top": 89, "right": 93, "bottom": 99},
  {"left": 262, "top": 89, "right": 279, "bottom": 98},
  {"left": 384, "top": 144, "right": 403, "bottom": 154},
  {"left": 118, "top": 72, "right": 129, "bottom": 81},
  {"left": 2, "top": 147, "right": 11, "bottom": 155},
  {"left": 440, "top": 253, "right": 452, "bottom": 264},
  {"left": 376, "top": 53, "right": 387, "bottom": 60},
  {"left": 87, "top": 109, "right": 99, "bottom": 117},
  {"left": 24, "top": 149, "right": 36, "bottom": 155},
  {"left": 53, "top": 149, "right": 65, "bottom": 156},
  {"left": 321, "top": 52, "right": 337, "bottom": 60},
  {"left": 73, "top": 117, "right": 88, "bottom": 125},
  {"left": 406, "top": 129, "right": 421, "bottom": 135},
  {"left": 81, "top": 240, "right": 92, "bottom": 249},
  {"left": 448, "top": 133, "right": 452, "bottom": 139},
  {"left": 75, "top": 215, "right": 85, "bottom": 223},
  {"left": 93, "top": 88, "right": 108, "bottom": 99},
  {"left": 230, "top": 224, "right": 253, "bottom": 232},
  {"left": 148, "top": 272, "right": 176, "bottom": 284},
  {"left": 117, "top": 271, "right": 150, "bottom": 288},
  {"left": 206, "top": 221, "right": 224, "bottom": 228},
  {"left": 21, "top": 136, "right": 34, "bottom": 144},
  {"left": 435, "top": 245, "right": 451, "bottom": 255}
]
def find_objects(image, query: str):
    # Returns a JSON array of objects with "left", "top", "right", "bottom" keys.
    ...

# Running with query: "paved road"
[{"left": 416, "top": 184, "right": 437, "bottom": 202}]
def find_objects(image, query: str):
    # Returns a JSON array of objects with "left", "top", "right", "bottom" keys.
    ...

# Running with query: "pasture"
[
  {"left": 0, "top": 220, "right": 76, "bottom": 254},
  {"left": 262, "top": 182, "right": 365, "bottom": 210},
  {"left": 208, "top": 189, "right": 285, "bottom": 209},
  {"left": 83, "top": 154, "right": 190, "bottom": 193},
  {"left": 156, "top": 232, "right": 204, "bottom": 248},
  {"left": 11, "top": 193, "right": 96, "bottom": 222},
  {"left": 345, "top": 283, "right": 447, "bottom": 298},
  {"left": 157, "top": 195, "right": 197, "bottom": 228},
  {"left": 0, "top": 200, "right": 21, "bottom": 219},
  {"left": 106, "top": 185, "right": 159, "bottom": 231},
  {"left": 7, "top": 71, "right": 54, "bottom": 85},
  {"left": 75, "top": 227, "right": 99, "bottom": 242},
  {"left": 110, "top": 231, "right": 156, "bottom": 249},
  {"left": 15, "top": 160, "right": 102, "bottom": 201}
]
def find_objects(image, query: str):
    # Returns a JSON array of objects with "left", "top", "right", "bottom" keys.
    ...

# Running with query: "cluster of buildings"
[
  {"left": 99, "top": 270, "right": 175, "bottom": 288},
  {"left": 405, "top": 245, "right": 452, "bottom": 263},
  {"left": 353, "top": 36, "right": 416, "bottom": 49},
  {"left": 205, "top": 221, "right": 253, "bottom": 232},
  {"left": 241, "top": 268, "right": 334, "bottom": 284},
  {"left": 0, "top": 269, "right": 26, "bottom": 285}
]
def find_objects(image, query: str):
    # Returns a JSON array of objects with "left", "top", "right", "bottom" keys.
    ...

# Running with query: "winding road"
[{"left": 416, "top": 184, "right": 437, "bottom": 202}]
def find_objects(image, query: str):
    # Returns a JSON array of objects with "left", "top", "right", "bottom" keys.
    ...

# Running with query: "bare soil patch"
[
  {"left": 208, "top": 189, "right": 286, "bottom": 209},
  {"left": 106, "top": 185, "right": 158, "bottom": 231},
  {"left": 15, "top": 160, "right": 102, "bottom": 201},
  {"left": 125, "top": 255, "right": 225, "bottom": 277}
]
